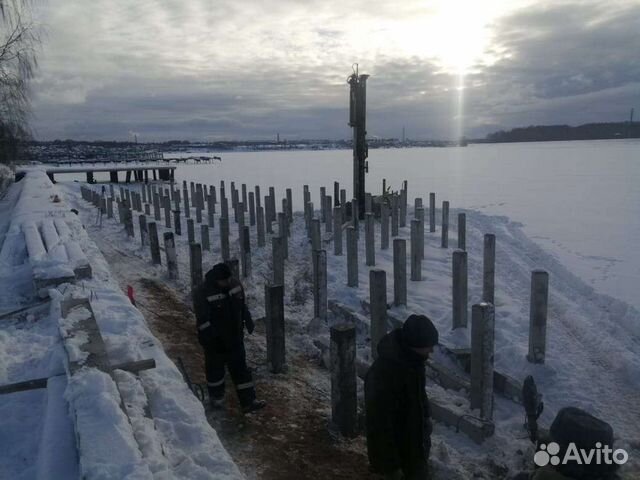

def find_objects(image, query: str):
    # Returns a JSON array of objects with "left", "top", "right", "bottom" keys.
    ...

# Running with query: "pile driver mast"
[{"left": 348, "top": 66, "right": 369, "bottom": 220}]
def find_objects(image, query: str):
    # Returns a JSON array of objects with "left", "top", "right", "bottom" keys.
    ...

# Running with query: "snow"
[
  {"left": 65, "top": 240, "right": 91, "bottom": 271},
  {"left": 56, "top": 164, "right": 639, "bottom": 477},
  {"left": 113, "top": 369, "right": 170, "bottom": 476},
  {"left": 122, "top": 140, "right": 640, "bottom": 310},
  {"left": 0, "top": 389, "right": 47, "bottom": 479},
  {"left": 40, "top": 219, "right": 63, "bottom": 255},
  {"left": 5, "top": 145, "right": 640, "bottom": 478},
  {"left": 54, "top": 217, "right": 73, "bottom": 241},
  {"left": 64, "top": 367, "right": 154, "bottom": 479},
  {"left": 22, "top": 222, "right": 47, "bottom": 262},
  {"left": 0, "top": 171, "right": 244, "bottom": 479},
  {"left": 0, "top": 300, "right": 62, "bottom": 480},
  {"left": 58, "top": 303, "right": 92, "bottom": 365},
  {"left": 36, "top": 375, "right": 79, "bottom": 479}
]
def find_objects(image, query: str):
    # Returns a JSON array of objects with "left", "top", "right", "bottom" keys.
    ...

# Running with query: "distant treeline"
[
  {"left": 480, "top": 122, "right": 640, "bottom": 143},
  {"left": 32, "top": 139, "right": 350, "bottom": 149}
]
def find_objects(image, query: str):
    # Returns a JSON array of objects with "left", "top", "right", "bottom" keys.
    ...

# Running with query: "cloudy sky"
[{"left": 29, "top": 0, "right": 640, "bottom": 141}]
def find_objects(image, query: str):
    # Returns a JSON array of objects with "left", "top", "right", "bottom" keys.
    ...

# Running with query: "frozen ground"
[{"left": 44, "top": 173, "right": 640, "bottom": 479}]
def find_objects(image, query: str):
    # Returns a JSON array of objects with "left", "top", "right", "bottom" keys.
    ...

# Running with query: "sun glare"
[
  {"left": 387, "top": 0, "right": 517, "bottom": 74},
  {"left": 372, "top": 0, "right": 525, "bottom": 141},
  {"left": 430, "top": 1, "right": 493, "bottom": 73}
]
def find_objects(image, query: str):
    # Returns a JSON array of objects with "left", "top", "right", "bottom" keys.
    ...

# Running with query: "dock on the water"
[{"left": 18, "top": 165, "right": 177, "bottom": 184}]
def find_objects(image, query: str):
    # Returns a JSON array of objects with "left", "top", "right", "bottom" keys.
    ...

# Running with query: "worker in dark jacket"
[
  {"left": 193, "top": 262, "right": 266, "bottom": 413},
  {"left": 365, "top": 314, "right": 439, "bottom": 480}
]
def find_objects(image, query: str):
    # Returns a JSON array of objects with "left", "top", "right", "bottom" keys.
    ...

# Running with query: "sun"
[
  {"left": 429, "top": 1, "right": 495, "bottom": 73},
  {"left": 388, "top": 0, "right": 519, "bottom": 74}
]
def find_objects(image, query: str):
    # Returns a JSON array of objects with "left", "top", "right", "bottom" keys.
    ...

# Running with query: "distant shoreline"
[
  {"left": 476, "top": 121, "right": 639, "bottom": 144},
  {"left": 23, "top": 122, "right": 640, "bottom": 163},
  {"left": 25, "top": 136, "right": 638, "bottom": 162}
]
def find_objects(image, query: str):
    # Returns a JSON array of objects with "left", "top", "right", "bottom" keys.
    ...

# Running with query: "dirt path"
[{"left": 92, "top": 232, "right": 372, "bottom": 479}]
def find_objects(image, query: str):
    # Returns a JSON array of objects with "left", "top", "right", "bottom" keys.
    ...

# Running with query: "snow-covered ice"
[{"left": 158, "top": 140, "right": 640, "bottom": 310}]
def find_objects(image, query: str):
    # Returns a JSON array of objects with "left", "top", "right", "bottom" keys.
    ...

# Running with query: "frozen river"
[
  {"left": 54, "top": 139, "right": 640, "bottom": 309},
  {"left": 167, "top": 140, "right": 640, "bottom": 310}
]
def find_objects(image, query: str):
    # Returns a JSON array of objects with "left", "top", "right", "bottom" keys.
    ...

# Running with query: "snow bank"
[
  {"left": 0, "top": 301, "right": 63, "bottom": 480},
  {"left": 113, "top": 370, "right": 170, "bottom": 477},
  {"left": 0, "top": 171, "right": 244, "bottom": 479},
  {"left": 9, "top": 170, "right": 68, "bottom": 229},
  {"left": 0, "top": 171, "right": 82, "bottom": 297},
  {"left": 35, "top": 375, "right": 79, "bottom": 479},
  {"left": 64, "top": 367, "right": 154, "bottom": 479}
]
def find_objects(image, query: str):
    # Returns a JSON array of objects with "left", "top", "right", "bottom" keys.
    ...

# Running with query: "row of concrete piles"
[
  {"left": 83, "top": 178, "right": 294, "bottom": 374},
  {"left": 299, "top": 180, "right": 549, "bottom": 439},
  {"left": 83, "top": 176, "right": 549, "bottom": 443}
]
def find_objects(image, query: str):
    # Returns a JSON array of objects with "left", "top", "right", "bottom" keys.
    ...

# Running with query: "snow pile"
[
  {"left": 113, "top": 370, "right": 169, "bottom": 476},
  {"left": 0, "top": 171, "right": 244, "bottom": 479},
  {"left": 0, "top": 297, "right": 66, "bottom": 479},
  {"left": 48, "top": 280, "right": 245, "bottom": 479},
  {"left": 64, "top": 367, "right": 154, "bottom": 479},
  {"left": 23, "top": 219, "right": 76, "bottom": 291},
  {"left": 57, "top": 303, "right": 91, "bottom": 365},
  {"left": 10, "top": 170, "right": 68, "bottom": 229},
  {"left": 0, "top": 171, "right": 78, "bottom": 296}
]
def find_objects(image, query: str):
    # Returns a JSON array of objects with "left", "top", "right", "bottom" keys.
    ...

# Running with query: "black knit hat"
[
  {"left": 402, "top": 314, "right": 439, "bottom": 348},
  {"left": 211, "top": 263, "right": 232, "bottom": 281}
]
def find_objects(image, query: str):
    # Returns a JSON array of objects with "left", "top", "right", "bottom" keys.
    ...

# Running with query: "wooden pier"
[
  {"left": 44, "top": 155, "right": 221, "bottom": 168},
  {"left": 35, "top": 165, "right": 177, "bottom": 184}
]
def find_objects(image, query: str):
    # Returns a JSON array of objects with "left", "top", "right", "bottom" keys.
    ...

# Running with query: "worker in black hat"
[
  {"left": 192, "top": 262, "right": 266, "bottom": 413},
  {"left": 365, "top": 314, "right": 439, "bottom": 480}
]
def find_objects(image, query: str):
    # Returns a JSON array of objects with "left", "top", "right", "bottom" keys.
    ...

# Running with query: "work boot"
[
  {"left": 209, "top": 396, "right": 225, "bottom": 410},
  {"left": 242, "top": 399, "right": 266, "bottom": 414}
]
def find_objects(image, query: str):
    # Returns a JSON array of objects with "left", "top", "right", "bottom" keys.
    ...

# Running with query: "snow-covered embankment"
[{"left": 0, "top": 170, "right": 243, "bottom": 479}]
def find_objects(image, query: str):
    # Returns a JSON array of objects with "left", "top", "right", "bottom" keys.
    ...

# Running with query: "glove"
[
  {"left": 384, "top": 470, "right": 404, "bottom": 480},
  {"left": 245, "top": 317, "right": 255, "bottom": 334}
]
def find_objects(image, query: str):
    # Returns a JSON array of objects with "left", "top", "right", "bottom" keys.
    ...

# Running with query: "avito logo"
[{"left": 534, "top": 442, "right": 628, "bottom": 467}]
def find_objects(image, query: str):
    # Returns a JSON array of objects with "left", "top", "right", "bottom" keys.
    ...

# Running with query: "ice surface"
[{"left": 161, "top": 141, "right": 640, "bottom": 309}]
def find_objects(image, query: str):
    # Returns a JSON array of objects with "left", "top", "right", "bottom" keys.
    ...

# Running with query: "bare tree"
[{"left": 0, "top": 0, "right": 40, "bottom": 164}]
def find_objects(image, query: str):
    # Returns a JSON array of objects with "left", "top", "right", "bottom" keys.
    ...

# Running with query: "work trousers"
[{"left": 204, "top": 343, "right": 255, "bottom": 406}]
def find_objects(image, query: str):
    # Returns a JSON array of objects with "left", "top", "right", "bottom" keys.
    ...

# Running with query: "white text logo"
[{"left": 534, "top": 442, "right": 628, "bottom": 467}]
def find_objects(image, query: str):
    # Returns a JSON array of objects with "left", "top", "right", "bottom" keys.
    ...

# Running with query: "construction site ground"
[{"left": 96, "top": 237, "right": 372, "bottom": 479}]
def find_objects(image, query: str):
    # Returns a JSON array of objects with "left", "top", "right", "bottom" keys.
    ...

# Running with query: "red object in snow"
[{"left": 127, "top": 285, "right": 136, "bottom": 306}]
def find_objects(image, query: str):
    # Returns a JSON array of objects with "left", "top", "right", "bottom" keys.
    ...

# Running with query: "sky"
[{"left": 28, "top": 0, "right": 640, "bottom": 141}]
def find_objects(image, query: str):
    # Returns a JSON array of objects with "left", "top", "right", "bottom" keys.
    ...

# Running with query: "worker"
[
  {"left": 193, "top": 262, "right": 266, "bottom": 413},
  {"left": 365, "top": 314, "right": 439, "bottom": 479}
]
